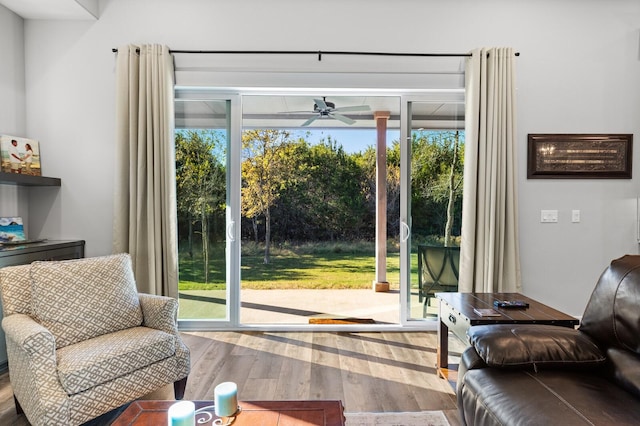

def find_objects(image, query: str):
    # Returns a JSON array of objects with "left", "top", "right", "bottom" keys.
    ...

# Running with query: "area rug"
[{"left": 345, "top": 410, "right": 450, "bottom": 426}]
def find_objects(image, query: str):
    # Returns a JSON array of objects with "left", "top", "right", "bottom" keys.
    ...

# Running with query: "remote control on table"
[{"left": 493, "top": 300, "right": 529, "bottom": 308}]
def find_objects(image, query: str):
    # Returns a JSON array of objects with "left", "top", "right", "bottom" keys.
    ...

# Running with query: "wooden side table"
[
  {"left": 435, "top": 292, "right": 579, "bottom": 381},
  {"left": 112, "top": 400, "right": 345, "bottom": 425}
]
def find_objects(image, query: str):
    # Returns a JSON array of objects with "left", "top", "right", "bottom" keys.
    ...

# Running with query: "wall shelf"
[{"left": 0, "top": 172, "right": 61, "bottom": 187}]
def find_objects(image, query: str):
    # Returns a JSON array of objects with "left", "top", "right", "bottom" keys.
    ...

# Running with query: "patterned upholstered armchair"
[{"left": 0, "top": 253, "right": 190, "bottom": 426}]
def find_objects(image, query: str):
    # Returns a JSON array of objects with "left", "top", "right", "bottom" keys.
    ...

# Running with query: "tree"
[
  {"left": 241, "top": 129, "right": 297, "bottom": 264},
  {"left": 410, "top": 130, "right": 464, "bottom": 243},
  {"left": 444, "top": 131, "right": 462, "bottom": 246},
  {"left": 305, "top": 138, "right": 368, "bottom": 240},
  {"left": 175, "top": 129, "right": 226, "bottom": 282},
  {"left": 353, "top": 142, "right": 401, "bottom": 239}
]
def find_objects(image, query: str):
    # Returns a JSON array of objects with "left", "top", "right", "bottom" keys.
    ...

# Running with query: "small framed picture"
[
  {"left": 0, "top": 135, "right": 41, "bottom": 176},
  {"left": 0, "top": 217, "right": 25, "bottom": 243},
  {"left": 527, "top": 134, "right": 632, "bottom": 179}
]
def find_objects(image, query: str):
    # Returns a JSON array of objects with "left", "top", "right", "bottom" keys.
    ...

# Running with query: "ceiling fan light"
[
  {"left": 313, "top": 101, "right": 335, "bottom": 111},
  {"left": 304, "top": 97, "right": 369, "bottom": 126}
]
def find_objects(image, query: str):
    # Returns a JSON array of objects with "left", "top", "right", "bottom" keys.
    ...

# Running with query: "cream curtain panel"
[
  {"left": 113, "top": 44, "right": 179, "bottom": 297},
  {"left": 459, "top": 47, "right": 521, "bottom": 293}
]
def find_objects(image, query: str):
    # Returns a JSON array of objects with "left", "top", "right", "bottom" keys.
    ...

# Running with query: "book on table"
[{"left": 473, "top": 308, "right": 501, "bottom": 317}]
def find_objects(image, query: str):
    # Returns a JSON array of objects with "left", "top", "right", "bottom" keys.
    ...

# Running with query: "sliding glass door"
[
  {"left": 175, "top": 93, "right": 241, "bottom": 327},
  {"left": 400, "top": 95, "right": 465, "bottom": 323},
  {"left": 173, "top": 90, "right": 464, "bottom": 328}
]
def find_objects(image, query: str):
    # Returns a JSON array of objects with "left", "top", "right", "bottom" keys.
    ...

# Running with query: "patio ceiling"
[{"left": 176, "top": 94, "right": 465, "bottom": 131}]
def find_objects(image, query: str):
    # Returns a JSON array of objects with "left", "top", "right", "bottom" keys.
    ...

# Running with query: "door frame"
[
  {"left": 176, "top": 92, "right": 242, "bottom": 330},
  {"left": 176, "top": 89, "right": 466, "bottom": 332},
  {"left": 399, "top": 93, "right": 465, "bottom": 325}
]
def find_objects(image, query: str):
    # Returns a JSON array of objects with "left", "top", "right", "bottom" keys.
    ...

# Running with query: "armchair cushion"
[
  {"left": 56, "top": 327, "right": 175, "bottom": 395},
  {"left": 468, "top": 324, "right": 606, "bottom": 370},
  {"left": 30, "top": 254, "right": 143, "bottom": 348}
]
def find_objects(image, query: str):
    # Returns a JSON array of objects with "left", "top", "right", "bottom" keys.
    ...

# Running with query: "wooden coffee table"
[
  {"left": 435, "top": 292, "right": 579, "bottom": 381},
  {"left": 111, "top": 399, "right": 345, "bottom": 425}
]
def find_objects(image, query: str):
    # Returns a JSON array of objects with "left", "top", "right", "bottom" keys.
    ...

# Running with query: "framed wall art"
[
  {"left": 0, "top": 217, "right": 25, "bottom": 243},
  {"left": 527, "top": 134, "right": 632, "bottom": 179},
  {"left": 0, "top": 135, "right": 41, "bottom": 176}
]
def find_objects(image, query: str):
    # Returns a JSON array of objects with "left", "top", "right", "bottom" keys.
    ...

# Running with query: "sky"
[{"left": 290, "top": 128, "right": 401, "bottom": 154}]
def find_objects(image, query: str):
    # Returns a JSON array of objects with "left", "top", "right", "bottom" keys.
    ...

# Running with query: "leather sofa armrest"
[
  {"left": 456, "top": 345, "right": 489, "bottom": 422},
  {"left": 467, "top": 324, "right": 605, "bottom": 371},
  {"left": 607, "top": 348, "right": 640, "bottom": 399},
  {"left": 457, "top": 346, "right": 487, "bottom": 389}
]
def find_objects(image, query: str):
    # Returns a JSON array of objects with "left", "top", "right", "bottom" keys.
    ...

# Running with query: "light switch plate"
[
  {"left": 572, "top": 210, "right": 580, "bottom": 223},
  {"left": 541, "top": 210, "right": 558, "bottom": 223}
]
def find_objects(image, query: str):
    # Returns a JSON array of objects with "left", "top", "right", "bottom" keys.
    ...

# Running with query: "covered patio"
[{"left": 177, "top": 287, "right": 441, "bottom": 325}]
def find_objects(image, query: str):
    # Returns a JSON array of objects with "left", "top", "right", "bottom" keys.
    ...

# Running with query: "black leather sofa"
[{"left": 457, "top": 255, "right": 640, "bottom": 425}]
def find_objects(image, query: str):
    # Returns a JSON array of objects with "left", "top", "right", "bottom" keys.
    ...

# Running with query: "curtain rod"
[{"left": 111, "top": 48, "right": 520, "bottom": 61}]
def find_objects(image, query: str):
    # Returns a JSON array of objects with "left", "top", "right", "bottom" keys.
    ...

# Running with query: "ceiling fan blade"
[
  {"left": 301, "top": 116, "right": 318, "bottom": 127},
  {"left": 334, "top": 105, "right": 371, "bottom": 113},
  {"left": 330, "top": 113, "right": 356, "bottom": 125},
  {"left": 314, "top": 98, "right": 328, "bottom": 110}
]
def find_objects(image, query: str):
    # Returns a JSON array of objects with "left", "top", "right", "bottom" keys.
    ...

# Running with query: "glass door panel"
[
  {"left": 239, "top": 94, "right": 401, "bottom": 325},
  {"left": 175, "top": 96, "right": 240, "bottom": 325},
  {"left": 401, "top": 96, "right": 465, "bottom": 322}
]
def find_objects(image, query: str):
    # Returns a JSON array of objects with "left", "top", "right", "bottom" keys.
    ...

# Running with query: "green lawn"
[
  {"left": 178, "top": 241, "right": 419, "bottom": 290},
  {"left": 177, "top": 240, "right": 422, "bottom": 319}
]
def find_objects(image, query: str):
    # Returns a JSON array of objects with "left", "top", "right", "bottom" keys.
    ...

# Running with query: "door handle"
[
  {"left": 226, "top": 221, "right": 236, "bottom": 242},
  {"left": 400, "top": 221, "right": 410, "bottom": 243}
]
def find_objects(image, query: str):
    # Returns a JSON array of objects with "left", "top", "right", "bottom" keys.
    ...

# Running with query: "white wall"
[
  {"left": 0, "top": 5, "right": 28, "bottom": 222},
  {"left": 13, "top": 0, "right": 640, "bottom": 316},
  {"left": 0, "top": 3, "right": 26, "bottom": 367},
  {"left": 0, "top": 4, "right": 25, "bottom": 135}
]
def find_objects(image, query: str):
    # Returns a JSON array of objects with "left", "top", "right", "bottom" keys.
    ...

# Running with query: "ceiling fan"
[{"left": 296, "top": 97, "right": 371, "bottom": 127}]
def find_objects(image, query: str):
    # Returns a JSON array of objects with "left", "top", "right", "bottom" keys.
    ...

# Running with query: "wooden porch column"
[{"left": 373, "top": 111, "right": 391, "bottom": 292}]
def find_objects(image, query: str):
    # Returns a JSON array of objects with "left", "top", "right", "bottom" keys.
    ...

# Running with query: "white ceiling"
[{"left": 0, "top": 0, "right": 98, "bottom": 19}]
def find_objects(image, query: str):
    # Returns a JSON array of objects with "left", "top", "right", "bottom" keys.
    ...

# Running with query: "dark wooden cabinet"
[
  {"left": 0, "top": 240, "right": 85, "bottom": 371},
  {"left": 0, "top": 240, "right": 85, "bottom": 267}
]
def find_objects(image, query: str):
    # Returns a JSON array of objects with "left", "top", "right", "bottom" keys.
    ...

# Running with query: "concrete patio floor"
[
  {"left": 179, "top": 288, "right": 440, "bottom": 324},
  {"left": 242, "top": 288, "right": 404, "bottom": 324}
]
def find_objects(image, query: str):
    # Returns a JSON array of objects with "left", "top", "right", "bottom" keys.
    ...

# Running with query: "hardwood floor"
[{"left": 0, "top": 331, "right": 461, "bottom": 425}]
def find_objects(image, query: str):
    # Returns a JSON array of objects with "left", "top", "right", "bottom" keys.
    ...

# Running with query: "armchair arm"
[
  {"left": 138, "top": 294, "right": 191, "bottom": 382},
  {"left": 138, "top": 293, "right": 179, "bottom": 335},
  {"left": 2, "top": 314, "right": 70, "bottom": 425},
  {"left": 467, "top": 324, "right": 606, "bottom": 371},
  {"left": 3, "top": 313, "right": 56, "bottom": 356}
]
